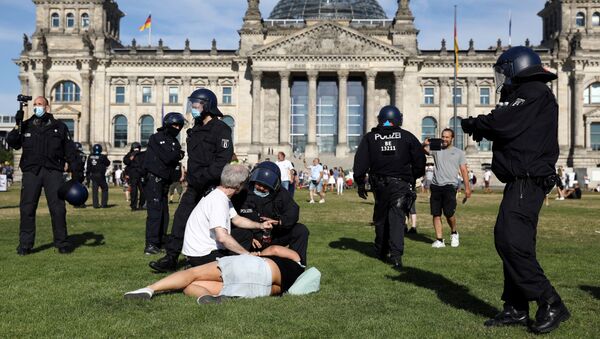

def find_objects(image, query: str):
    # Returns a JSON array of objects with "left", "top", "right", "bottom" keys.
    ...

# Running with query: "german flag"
[{"left": 139, "top": 14, "right": 151, "bottom": 32}]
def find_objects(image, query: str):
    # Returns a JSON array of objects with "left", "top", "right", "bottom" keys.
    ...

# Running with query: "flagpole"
[
  {"left": 148, "top": 12, "right": 152, "bottom": 46},
  {"left": 508, "top": 10, "right": 512, "bottom": 47},
  {"left": 453, "top": 5, "right": 458, "bottom": 145}
]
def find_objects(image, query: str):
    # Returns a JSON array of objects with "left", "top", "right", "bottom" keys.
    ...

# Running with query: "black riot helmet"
[
  {"left": 494, "top": 46, "right": 557, "bottom": 93},
  {"left": 92, "top": 144, "right": 102, "bottom": 155},
  {"left": 249, "top": 161, "right": 281, "bottom": 192},
  {"left": 162, "top": 112, "right": 186, "bottom": 137},
  {"left": 130, "top": 142, "right": 142, "bottom": 152},
  {"left": 186, "top": 88, "right": 223, "bottom": 119},
  {"left": 74, "top": 142, "right": 83, "bottom": 152},
  {"left": 377, "top": 105, "right": 403, "bottom": 128},
  {"left": 58, "top": 179, "right": 89, "bottom": 206}
]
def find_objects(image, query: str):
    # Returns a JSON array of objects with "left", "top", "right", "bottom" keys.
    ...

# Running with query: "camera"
[
  {"left": 17, "top": 94, "right": 32, "bottom": 102},
  {"left": 429, "top": 138, "right": 443, "bottom": 151}
]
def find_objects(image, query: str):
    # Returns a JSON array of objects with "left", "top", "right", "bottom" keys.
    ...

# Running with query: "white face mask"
[{"left": 33, "top": 106, "right": 45, "bottom": 118}]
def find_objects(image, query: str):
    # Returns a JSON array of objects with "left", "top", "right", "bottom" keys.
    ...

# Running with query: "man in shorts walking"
[
  {"left": 304, "top": 158, "right": 324, "bottom": 204},
  {"left": 423, "top": 128, "right": 471, "bottom": 248}
]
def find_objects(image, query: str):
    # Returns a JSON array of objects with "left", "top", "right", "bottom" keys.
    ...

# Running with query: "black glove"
[
  {"left": 179, "top": 150, "right": 185, "bottom": 160},
  {"left": 461, "top": 117, "right": 476, "bottom": 134},
  {"left": 357, "top": 184, "right": 368, "bottom": 200},
  {"left": 472, "top": 131, "right": 483, "bottom": 143},
  {"left": 15, "top": 109, "right": 24, "bottom": 126}
]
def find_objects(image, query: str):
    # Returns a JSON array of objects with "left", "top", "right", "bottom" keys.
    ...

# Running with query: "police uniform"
[
  {"left": 123, "top": 149, "right": 146, "bottom": 210},
  {"left": 6, "top": 113, "right": 82, "bottom": 252},
  {"left": 353, "top": 118, "right": 426, "bottom": 266},
  {"left": 86, "top": 153, "right": 111, "bottom": 208},
  {"left": 231, "top": 185, "right": 310, "bottom": 265}
]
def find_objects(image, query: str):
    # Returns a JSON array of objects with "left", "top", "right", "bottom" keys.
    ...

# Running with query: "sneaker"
[
  {"left": 432, "top": 239, "right": 446, "bottom": 248},
  {"left": 124, "top": 287, "right": 154, "bottom": 300},
  {"left": 197, "top": 295, "right": 226, "bottom": 304},
  {"left": 144, "top": 244, "right": 162, "bottom": 255},
  {"left": 319, "top": 199, "right": 325, "bottom": 204},
  {"left": 451, "top": 233, "right": 460, "bottom": 247},
  {"left": 309, "top": 200, "right": 315, "bottom": 204}
]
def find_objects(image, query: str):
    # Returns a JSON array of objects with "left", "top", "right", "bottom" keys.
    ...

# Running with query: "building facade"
[{"left": 12, "top": 0, "right": 600, "bottom": 180}]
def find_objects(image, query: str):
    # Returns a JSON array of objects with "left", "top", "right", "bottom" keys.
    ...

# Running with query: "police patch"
[
  {"left": 511, "top": 98, "right": 526, "bottom": 106},
  {"left": 221, "top": 139, "right": 230, "bottom": 148}
]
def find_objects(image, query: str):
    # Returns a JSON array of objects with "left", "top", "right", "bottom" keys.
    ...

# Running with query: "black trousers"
[
  {"left": 371, "top": 178, "right": 410, "bottom": 261},
  {"left": 232, "top": 223, "right": 310, "bottom": 265},
  {"left": 495, "top": 178, "right": 558, "bottom": 310},
  {"left": 144, "top": 174, "right": 170, "bottom": 247},
  {"left": 129, "top": 176, "right": 145, "bottom": 209},
  {"left": 90, "top": 174, "right": 108, "bottom": 208},
  {"left": 164, "top": 185, "right": 206, "bottom": 258},
  {"left": 186, "top": 249, "right": 230, "bottom": 267},
  {"left": 19, "top": 168, "right": 69, "bottom": 249}
]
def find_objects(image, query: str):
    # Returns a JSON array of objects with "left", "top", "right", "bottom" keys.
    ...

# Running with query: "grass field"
[{"left": 0, "top": 184, "right": 599, "bottom": 338}]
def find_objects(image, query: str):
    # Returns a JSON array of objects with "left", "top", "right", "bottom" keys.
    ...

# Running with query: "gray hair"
[{"left": 220, "top": 164, "right": 249, "bottom": 189}]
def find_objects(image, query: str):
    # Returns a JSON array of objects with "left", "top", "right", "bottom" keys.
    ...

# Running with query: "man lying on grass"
[{"left": 124, "top": 245, "right": 304, "bottom": 304}]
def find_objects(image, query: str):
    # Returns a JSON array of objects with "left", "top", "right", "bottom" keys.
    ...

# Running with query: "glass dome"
[{"left": 268, "top": 0, "right": 388, "bottom": 20}]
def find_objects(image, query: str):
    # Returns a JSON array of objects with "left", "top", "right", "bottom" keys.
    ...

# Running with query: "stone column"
[
  {"left": 394, "top": 70, "right": 405, "bottom": 114},
  {"left": 155, "top": 76, "right": 164, "bottom": 122},
  {"left": 336, "top": 70, "right": 349, "bottom": 156},
  {"left": 278, "top": 71, "right": 291, "bottom": 147},
  {"left": 305, "top": 70, "right": 319, "bottom": 158},
  {"left": 465, "top": 77, "right": 477, "bottom": 153},
  {"left": 251, "top": 70, "right": 262, "bottom": 145},
  {"left": 128, "top": 76, "right": 137, "bottom": 142},
  {"left": 439, "top": 77, "right": 449, "bottom": 130},
  {"left": 80, "top": 71, "right": 91, "bottom": 144},
  {"left": 365, "top": 71, "right": 377, "bottom": 131},
  {"left": 33, "top": 71, "right": 45, "bottom": 102},
  {"left": 573, "top": 73, "right": 585, "bottom": 150}
]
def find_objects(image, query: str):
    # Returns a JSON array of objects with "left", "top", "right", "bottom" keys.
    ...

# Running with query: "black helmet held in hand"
[
  {"left": 130, "top": 142, "right": 142, "bottom": 152},
  {"left": 250, "top": 161, "right": 282, "bottom": 192},
  {"left": 58, "top": 179, "right": 89, "bottom": 206},
  {"left": 92, "top": 144, "right": 102, "bottom": 155},
  {"left": 74, "top": 142, "right": 83, "bottom": 152},
  {"left": 494, "top": 46, "right": 557, "bottom": 92},
  {"left": 377, "top": 105, "right": 403, "bottom": 128}
]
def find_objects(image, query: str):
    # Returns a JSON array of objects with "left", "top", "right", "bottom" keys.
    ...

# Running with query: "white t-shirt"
[
  {"left": 310, "top": 164, "right": 323, "bottom": 181},
  {"left": 276, "top": 159, "right": 294, "bottom": 182},
  {"left": 484, "top": 170, "right": 492, "bottom": 181},
  {"left": 182, "top": 189, "right": 238, "bottom": 257}
]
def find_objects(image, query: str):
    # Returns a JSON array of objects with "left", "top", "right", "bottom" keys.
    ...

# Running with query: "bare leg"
[
  {"left": 446, "top": 215, "right": 457, "bottom": 233},
  {"left": 183, "top": 281, "right": 223, "bottom": 298},
  {"left": 411, "top": 213, "right": 417, "bottom": 228},
  {"left": 148, "top": 262, "right": 222, "bottom": 293},
  {"left": 433, "top": 216, "right": 443, "bottom": 239},
  {"left": 309, "top": 189, "right": 315, "bottom": 202}
]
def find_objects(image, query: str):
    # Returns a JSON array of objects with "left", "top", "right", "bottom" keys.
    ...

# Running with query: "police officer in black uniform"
[
  {"left": 353, "top": 105, "right": 426, "bottom": 270},
  {"left": 73, "top": 142, "right": 88, "bottom": 208},
  {"left": 231, "top": 161, "right": 310, "bottom": 265},
  {"left": 461, "top": 46, "right": 569, "bottom": 334},
  {"left": 142, "top": 112, "right": 185, "bottom": 255},
  {"left": 6, "top": 96, "right": 83, "bottom": 255},
  {"left": 86, "top": 144, "right": 111, "bottom": 208},
  {"left": 123, "top": 142, "right": 146, "bottom": 211},
  {"left": 149, "top": 88, "right": 233, "bottom": 272}
]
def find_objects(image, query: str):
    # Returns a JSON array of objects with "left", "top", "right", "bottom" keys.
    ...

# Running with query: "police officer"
[
  {"left": 73, "top": 142, "right": 88, "bottom": 208},
  {"left": 461, "top": 46, "right": 569, "bottom": 334},
  {"left": 353, "top": 105, "right": 426, "bottom": 270},
  {"left": 231, "top": 161, "right": 310, "bottom": 265},
  {"left": 86, "top": 144, "right": 111, "bottom": 208},
  {"left": 142, "top": 112, "right": 185, "bottom": 255},
  {"left": 149, "top": 88, "right": 233, "bottom": 272},
  {"left": 6, "top": 96, "right": 83, "bottom": 255},
  {"left": 123, "top": 142, "right": 146, "bottom": 211}
]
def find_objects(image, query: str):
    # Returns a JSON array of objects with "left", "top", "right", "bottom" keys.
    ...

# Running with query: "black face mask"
[{"left": 166, "top": 126, "right": 180, "bottom": 138}]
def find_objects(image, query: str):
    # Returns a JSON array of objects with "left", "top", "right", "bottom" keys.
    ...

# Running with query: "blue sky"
[{"left": 0, "top": 0, "right": 545, "bottom": 115}]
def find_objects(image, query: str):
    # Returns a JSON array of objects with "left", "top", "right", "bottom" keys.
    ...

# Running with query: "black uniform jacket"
[
  {"left": 186, "top": 118, "right": 233, "bottom": 190},
  {"left": 6, "top": 113, "right": 82, "bottom": 175},
  {"left": 123, "top": 150, "right": 146, "bottom": 178},
  {"left": 143, "top": 128, "right": 183, "bottom": 181},
  {"left": 470, "top": 81, "right": 559, "bottom": 183},
  {"left": 86, "top": 154, "right": 110, "bottom": 177},
  {"left": 232, "top": 186, "right": 300, "bottom": 235},
  {"left": 353, "top": 126, "right": 426, "bottom": 185}
]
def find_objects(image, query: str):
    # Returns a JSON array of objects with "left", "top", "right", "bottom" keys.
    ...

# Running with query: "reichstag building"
[{"left": 13, "top": 0, "right": 600, "bottom": 175}]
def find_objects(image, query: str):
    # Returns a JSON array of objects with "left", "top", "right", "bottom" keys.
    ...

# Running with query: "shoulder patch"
[
  {"left": 221, "top": 139, "right": 230, "bottom": 148},
  {"left": 511, "top": 98, "right": 526, "bottom": 107}
]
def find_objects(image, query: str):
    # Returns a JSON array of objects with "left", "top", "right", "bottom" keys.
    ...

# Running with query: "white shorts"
[{"left": 217, "top": 255, "right": 272, "bottom": 298}]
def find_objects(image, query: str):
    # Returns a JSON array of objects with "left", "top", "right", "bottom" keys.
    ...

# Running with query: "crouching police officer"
[
  {"left": 123, "top": 142, "right": 146, "bottom": 211},
  {"left": 461, "top": 46, "right": 569, "bottom": 334},
  {"left": 232, "top": 161, "right": 310, "bottom": 265},
  {"left": 353, "top": 106, "right": 425, "bottom": 270},
  {"left": 142, "top": 112, "right": 185, "bottom": 255},
  {"left": 6, "top": 96, "right": 83, "bottom": 255},
  {"left": 86, "top": 144, "right": 111, "bottom": 208},
  {"left": 149, "top": 89, "right": 233, "bottom": 272}
]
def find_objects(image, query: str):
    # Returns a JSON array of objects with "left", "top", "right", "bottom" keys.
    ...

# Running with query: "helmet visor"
[
  {"left": 494, "top": 66, "right": 507, "bottom": 93},
  {"left": 186, "top": 98, "right": 207, "bottom": 115}
]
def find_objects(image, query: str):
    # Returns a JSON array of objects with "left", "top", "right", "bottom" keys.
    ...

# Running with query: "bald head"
[
  {"left": 33, "top": 96, "right": 49, "bottom": 117},
  {"left": 33, "top": 96, "right": 49, "bottom": 107}
]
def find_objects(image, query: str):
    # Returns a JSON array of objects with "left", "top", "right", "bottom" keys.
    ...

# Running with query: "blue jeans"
[{"left": 281, "top": 181, "right": 290, "bottom": 190}]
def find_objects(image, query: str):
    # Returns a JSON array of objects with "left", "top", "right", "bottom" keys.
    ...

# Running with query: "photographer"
[
  {"left": 123, "top": 142, "right": 146, "bottom": 211},
  {"left": 6, "top": 96, "right": 83, "bottom": 255}
]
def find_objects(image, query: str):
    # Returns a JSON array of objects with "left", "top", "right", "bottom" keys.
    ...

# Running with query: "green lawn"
[{"left": 0, "top": 184, "right": 599, "bottom": 338}]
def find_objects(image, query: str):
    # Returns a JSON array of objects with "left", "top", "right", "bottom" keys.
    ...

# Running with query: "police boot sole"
[{"left": 529, "top": 310, "right": 571, "bottom": 334}]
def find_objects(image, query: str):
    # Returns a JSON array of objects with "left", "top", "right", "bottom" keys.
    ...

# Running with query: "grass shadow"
[
  {"left": 386, "top": 267, "right": 499, "bottom": 318},
  {"left": 328, "top": 237, "right": 375, "bottom": 259},
  {"left": 580, "top": 285, "right": 600, "bottom": 300},
  {"left": 0, "top": 205, "right": 20, "bottom": 209},
  {"left": 405, "top": 231, "right": 433, "bottom": 244},
  {"left": 32, "top": 232, "right": 105, "bottom": 253}
]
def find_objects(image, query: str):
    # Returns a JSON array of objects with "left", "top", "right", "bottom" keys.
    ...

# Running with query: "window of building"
[
  {"left": 222, "top": 87, "right": 232, "bottom": 104},
  {"left": 115, "top": 86, "right": 125, "bottom": 104},
  {"left": 584, "top": 82, "right": 600, "bottom": 104},
  {"left": 114, "top": 115, "right": 127, "bottom": 148},
  {"left": 449, "top": 117, "right": 464, "bottom": 150},
  {"left": 421, "top": 117, "right": 437, "bottom": 142},
  {"left": 142, "top": 87, "right": 152, "bottom": 103},
  {"left": 424, "top": 87, "right": 435, "bottom": 104},
  {"left": 59, "top": 119, "right": 74, "bottom": 139},
  {"left": 140, "top": 115, "right": 154, "bottom": 147},
  {"left": 66, "top": 13, "right": 75, "bottom": 28},
  {"left": 222, "top": 115, "right": 235, "bottom": 142},
  {"left": 168, "top": 87, "right": 178, "bottom": 104},
  {"left": 478, "top": 138, "right": 492, "bottom": 152},
  {"left": 290, "top": 80, "right": 308, "bottom": 153},
  {"left": 51, "top": 13, "right": 60, "bottom": 27},
  {"left": 480, "top": 87, "right": 491, "bottom": 105},
  {"left": 81, "top": 13, "right": 90, "bottom": 28},
  {"left": 317, "top": 79, "right": 338, "bottom": 153},
  {"left": 592, "top": 122, "right": 600, "bottom": 150},
  {"left": 347, "top": 80, "right": 365, "bottom": 152},
  {"left": 593, "top": 12, "right": 600, "bottom": 26},
  {"left": 54, "top": 81, "right": 81, "bottom": 102},
  {"left": 576, "top": 12, "right": 585, "bottom": 27},
  {"left": 452, "top": 87, "right": 463, "bottom": 105}
]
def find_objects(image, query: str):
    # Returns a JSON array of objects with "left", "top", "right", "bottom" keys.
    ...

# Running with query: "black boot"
[
  {"left": 391, "top": 256, "right": 403, "bottom": 271},
  {"left": 149, "top": 255, "right": 178, "bottom": 273},
  {"left": 484, "top": 303, "right": 529, "bottom": 327},
  {"left": 529, "top": 298, "right": 570, "bottom": 334}
]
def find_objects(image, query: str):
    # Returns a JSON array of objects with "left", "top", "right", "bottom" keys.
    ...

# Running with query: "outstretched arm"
[{"left": 257, "top": 245, "right": 301, "bottom": 263}]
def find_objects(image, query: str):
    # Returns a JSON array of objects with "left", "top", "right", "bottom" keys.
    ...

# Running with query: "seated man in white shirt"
[{"left": 181, "top": 164, "right": 276, "bottom": 267}]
